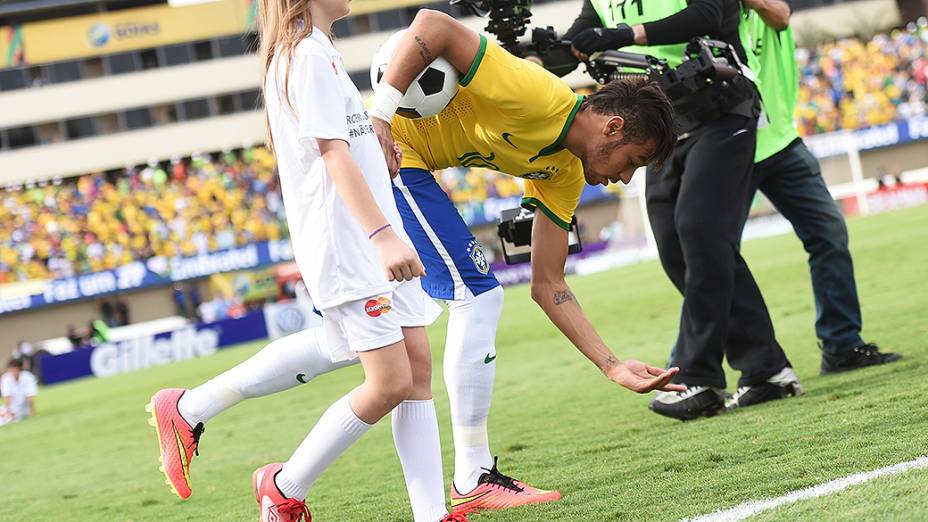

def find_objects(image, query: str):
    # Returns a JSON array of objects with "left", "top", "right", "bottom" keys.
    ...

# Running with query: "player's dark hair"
[
  {"left": 7, "top": 358, "right": 22, "bottom": 369},
  {"left": 581, "top": 77, "right": 677, "bottom": 165}
]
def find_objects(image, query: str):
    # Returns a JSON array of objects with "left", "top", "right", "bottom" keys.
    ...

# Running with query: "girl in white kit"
[
  {"left": 252, "top": 0, "right": 465, "bottom": 518},
  {"left": 143, "top": 0, "right": 466, "bottom": 519}
]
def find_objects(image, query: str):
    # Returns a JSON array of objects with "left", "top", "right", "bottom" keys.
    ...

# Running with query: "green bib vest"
[
  {"left": 588, "top": 0, "right": 759, "bottom": 74},
  {"left": 745, "top": 12, "right": 800, "bottom": 162},
  {"left": 589, "top": 0, "right": 687, "bottom": 66}
]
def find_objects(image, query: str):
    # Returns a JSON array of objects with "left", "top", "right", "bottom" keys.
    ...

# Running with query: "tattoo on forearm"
[
  {"left": 414, "top": 36, "right": 433, "bottom": 65},
  {"left": 553, "top": 289, "right": 575, "bottom": 305},
  {"left": 603, "top": 355, "right": 619, "bottom": 369}
]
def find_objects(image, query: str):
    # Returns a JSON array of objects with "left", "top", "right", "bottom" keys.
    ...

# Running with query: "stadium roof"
[{"left": 0, "top": 0, "right": 161, "bottom": 23}]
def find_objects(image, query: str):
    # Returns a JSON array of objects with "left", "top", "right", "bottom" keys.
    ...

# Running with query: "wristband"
[
  {"left": 368, "top": 223, "right": 392, "bottom": 239},
  {"left": 369, "top": 83, "right": 403, "bottom": 123}
]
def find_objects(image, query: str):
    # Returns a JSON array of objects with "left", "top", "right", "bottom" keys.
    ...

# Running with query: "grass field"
[{"left": 3, "top": 205, "right": 927, "bottom": 521}]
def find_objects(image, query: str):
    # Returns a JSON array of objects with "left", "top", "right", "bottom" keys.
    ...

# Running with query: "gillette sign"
[
  {"left": 40, "top": 311, "right": 268, "bottom": 384},
  {"left": 89, "top": 327, "right": 219, "bottom": 377}
]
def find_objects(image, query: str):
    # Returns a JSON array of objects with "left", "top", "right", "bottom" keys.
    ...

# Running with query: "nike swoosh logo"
[
  {"left": 172, "top": 421, "right": 190, "bottom": 484},
  {"left": 501, "top": 133, "right": 517, "bottom": 149},
  {"left": 484, "top": 354, "right": 496, "bottom": 364},
  {"left": 732, "top": 128, "right": 748, "bottom": 137},
  {"left": 296, "top": 373, "right": 308, "bottom": 384},
  {"left": 452, "top": 491, "right": 491, "bottom": 507}
]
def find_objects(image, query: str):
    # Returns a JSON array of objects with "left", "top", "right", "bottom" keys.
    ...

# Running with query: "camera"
[
  {"left": 585, "top": 38, "right": 758, "bottom": 132},
  {"left": 497, "top": 207, "right": 582, "bottom": 264},
  {"left": 451, "top": 0, "right": 580, "bottom": 77}
]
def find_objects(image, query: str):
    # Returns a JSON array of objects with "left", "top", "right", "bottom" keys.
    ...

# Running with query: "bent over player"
[{"left": 148, "top": 10, "right": 682, "bottom": 516}]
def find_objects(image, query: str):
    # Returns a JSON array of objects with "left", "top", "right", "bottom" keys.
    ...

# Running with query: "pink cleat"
[
  {"left": 450, "top": 457, "right": 561, "bottom": 514},
  {"left": 253, "top": 463, "right": 311, "bottom": 522},
  {"left": 145, "top": 388, "right": 204, "bottom": 499}
]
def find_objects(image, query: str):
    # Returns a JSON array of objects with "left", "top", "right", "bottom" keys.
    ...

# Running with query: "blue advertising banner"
[
  {"left": 0, "top": 240, "right": 295, "bottom": 316},
  {"left": 805, "top": 115, "right": 928, "bottom": 159},
  {"left": 39, "top": 310, "right": 268, "bottom": 384}
]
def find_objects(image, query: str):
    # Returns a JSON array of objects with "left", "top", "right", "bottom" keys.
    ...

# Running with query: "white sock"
[
  {"left": 392, "top": 400, "right": 448, "bottom": 522},
  {"left": 275, "top": 394, "right": 371, "bottom": 499},
  {"left": 444, "top": 286, "right": 502, "bottom": 493},
  {"left": 178, "top": 327, "right": 354, "bottom": 426}
]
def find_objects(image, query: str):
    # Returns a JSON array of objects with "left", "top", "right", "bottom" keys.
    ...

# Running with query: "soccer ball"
[{"left": 370, "top": 30, "right": 459, "bottom": 119}]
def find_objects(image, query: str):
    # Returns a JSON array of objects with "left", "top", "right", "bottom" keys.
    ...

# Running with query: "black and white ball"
[{"left": 370, "top": 30, "right": 459, "bottom": 119}]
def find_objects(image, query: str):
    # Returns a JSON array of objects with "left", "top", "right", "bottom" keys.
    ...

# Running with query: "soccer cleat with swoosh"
[
  {"left": 253, "top": 463, "right": 312, "bottom": 522},
  {"left": 450, "top": 457, "right": 560, "bottom": 514},
  {"left": 146, "top": 388, "right": 204, "bottom": 499}
]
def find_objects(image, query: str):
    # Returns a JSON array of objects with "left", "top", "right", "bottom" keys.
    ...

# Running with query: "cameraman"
[
  {"left": 743, "top": 0, "right": 900, "bottom": 373},
  {"left": 562, "top": 0, "right": 801, "bottom": 420}
]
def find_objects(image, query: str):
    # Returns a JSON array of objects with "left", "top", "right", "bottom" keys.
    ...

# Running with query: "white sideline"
[{"left": 683, "top": 456, "right": 928, "bottom": 522}]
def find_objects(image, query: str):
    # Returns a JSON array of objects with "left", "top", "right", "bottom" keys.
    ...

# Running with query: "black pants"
[{"left": 646, "top": 113, "right": 790, "bottom": 389}]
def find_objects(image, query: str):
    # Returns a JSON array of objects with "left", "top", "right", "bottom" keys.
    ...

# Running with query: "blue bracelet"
[{"left": 369, "top": 223, "right": 392, "bottom": 239}]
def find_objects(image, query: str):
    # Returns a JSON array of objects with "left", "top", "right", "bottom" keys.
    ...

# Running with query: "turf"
[{"left": 3, "top": 205, "right": 926, "bottom": 522}]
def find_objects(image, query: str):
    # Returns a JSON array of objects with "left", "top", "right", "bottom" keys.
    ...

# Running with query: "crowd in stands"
[
  {"left": 795, "top": 20, "right": 927, "bottom": 135},
  {"left": 0, "top": 148, "right": 288, "bottom": 283},
  {"left": 1, "top": 25, "right": 926, "bottom": 284}
]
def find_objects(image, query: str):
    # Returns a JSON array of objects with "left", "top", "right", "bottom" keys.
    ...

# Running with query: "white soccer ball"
[{"left": 370, "top": 30, "right": 459, "bottom": 119}]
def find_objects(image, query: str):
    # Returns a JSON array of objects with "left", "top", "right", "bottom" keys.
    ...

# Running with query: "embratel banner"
[{"left": 20, "top": 0, "right": 252, "bottom": 64}]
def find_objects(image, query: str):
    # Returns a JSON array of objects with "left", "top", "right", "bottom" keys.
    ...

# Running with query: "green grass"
[{"left": 3, "top": 205, "right": 927, "bottom": 522}]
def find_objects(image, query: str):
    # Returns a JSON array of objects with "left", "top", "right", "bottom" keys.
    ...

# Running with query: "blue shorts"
[{"left": 392, "top": 168, "right": 500, "bottom": 301}]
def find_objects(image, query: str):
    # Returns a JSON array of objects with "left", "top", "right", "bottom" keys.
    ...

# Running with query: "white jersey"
[
  {"left": 1, "top": 370, "right": 37, "bottom": 419},
  {"left": 265, "top": 28, "right": 410, "bottom": 309}
]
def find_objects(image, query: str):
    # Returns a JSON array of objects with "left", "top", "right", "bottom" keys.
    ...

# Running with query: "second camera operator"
[{"left": 562, "top": 0, "right": 802, "bottom": 420}]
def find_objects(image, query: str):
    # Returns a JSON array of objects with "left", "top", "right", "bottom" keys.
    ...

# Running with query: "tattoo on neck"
[
  {"left": 604, "top": 355, "right": 619, "bottom": 369},
  {"left": 553, "top": 289, "right": 575, "bottom": 305},
  {"left": 414, "top": 36, "right": 433, "bottom": 65}
]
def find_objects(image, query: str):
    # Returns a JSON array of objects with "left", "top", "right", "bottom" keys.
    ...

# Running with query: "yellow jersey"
[{"left": 391, "top": 35, "right": 585, "bottom": 230}]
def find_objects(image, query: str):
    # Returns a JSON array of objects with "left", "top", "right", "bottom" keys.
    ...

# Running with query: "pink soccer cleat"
[
  {"left": 145, "top": 388, "right": 204, "bottom": 499},
  {"left": 450, "top": 457, "right": 561, "bottom": 514},
  {"left": 253, "top": 463, "right": 312, "bottom": 522}
]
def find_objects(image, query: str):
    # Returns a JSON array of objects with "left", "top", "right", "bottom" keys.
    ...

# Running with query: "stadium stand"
[
  {"left": 0, "top": 147, "right": 287, "bottom": 283},
  {"left": 795, "top": 21, "right": 927, "bottom": 135}
]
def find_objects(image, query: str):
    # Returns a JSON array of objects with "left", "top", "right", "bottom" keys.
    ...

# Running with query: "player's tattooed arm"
[
  {"left": 414, "top": 35, "right": 433, "bottom": 66},
  {"left": 553, "top": 289, "right": 575, "bottom": 305}
]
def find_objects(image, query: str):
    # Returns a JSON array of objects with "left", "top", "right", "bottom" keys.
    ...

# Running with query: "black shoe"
[
  {"left": 821, "top": 343, "right": 902, "bottom": 375},
  {"left": 726, "top": 367, "right": 803, "bottom": 411},
  {"left": 649, "top": 386, "right": 726, "bottom": 421}
]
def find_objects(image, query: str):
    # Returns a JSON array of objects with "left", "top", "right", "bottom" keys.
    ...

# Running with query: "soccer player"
[
  {"left": 148, "top": 10, "right": 681, "bottom": 516},
  {"left": 732, "top": 0, "right": 900, "bottom": 383},
  {"left": 147, "top": 0, "right": 462, "bottom": 520}
]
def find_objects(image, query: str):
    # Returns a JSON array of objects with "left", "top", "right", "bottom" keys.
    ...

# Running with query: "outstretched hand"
[
  {"left": 605, "top": 360, "right": 686, "bottom": 394},
  {"left": 371, "top": 117, "right": 399, "bottom": 178}
]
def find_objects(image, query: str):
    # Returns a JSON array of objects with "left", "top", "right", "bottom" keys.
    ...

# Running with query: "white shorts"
[{"left": 321, "top": 279, "right": 442, "bottom": 363}]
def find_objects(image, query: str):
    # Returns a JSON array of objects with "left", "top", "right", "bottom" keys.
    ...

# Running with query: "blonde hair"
[{"left": 258, "top": 0, "right": 313, "bottom": 153}]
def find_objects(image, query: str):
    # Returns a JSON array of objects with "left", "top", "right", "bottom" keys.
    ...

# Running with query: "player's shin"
[
  {"left": 444, "top": 286, "right": 503, "bottom": 492},
  {"left": 178, "top": 327, "right": 355, "bottom": 426}
]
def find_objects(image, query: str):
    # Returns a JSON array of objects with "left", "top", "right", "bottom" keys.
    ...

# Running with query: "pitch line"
[{"left": 683, "top": 456, "right": 928, "bottom": 522}]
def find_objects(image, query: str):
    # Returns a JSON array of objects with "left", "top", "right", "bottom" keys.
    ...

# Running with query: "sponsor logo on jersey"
[
  {"left": 501, "top": 132, "right": 518, "bottom": 148},
  {"left": 364, "top": 296, "right": 392, "bottom": 317}
]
